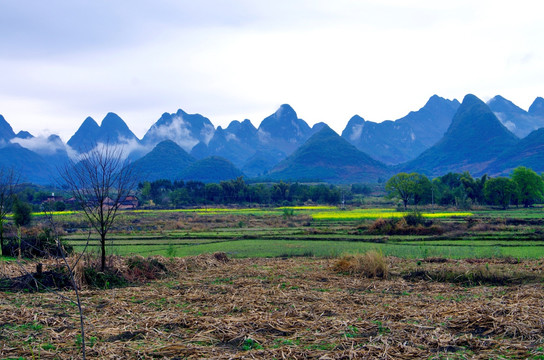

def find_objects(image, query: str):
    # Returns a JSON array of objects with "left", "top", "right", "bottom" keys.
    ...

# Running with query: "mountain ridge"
[
  {"left": 401, "top": 94, "right": 519, "bottom": 176},
  {"left": 1, "top": 92, "right": 544, "bottom": 185},
  {"left": 341, "top": 95, "right": 460, "bottom": 164},
  {"left": 268, "top": 125, "right": 390, "bottom": 183},
  {"left": 67, "top": 113, "right": 139, "bottom": 152}
]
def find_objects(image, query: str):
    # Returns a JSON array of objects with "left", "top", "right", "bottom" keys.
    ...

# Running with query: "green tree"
[
  {"left": 170, "top": 188, "right": 190, "bottom": 207},
  {"left": 140, "top": 181, "right": 151, "bottom": 200},
  {"left": 412, "top": 173, "right": 432, "bottom": 206},
  {"left": 511, "top": 166, "right": 544, "bottom": 207},
  {"left": 459, "top": 172, "right": 487, "bottom": 204},
  {"left": 247, "top": 184, "right": 271, "bottom": 204},
  {"left": 351, "top": 183, "right": 372, "bottom": 195},
  {"left": 53, "top": 201, "right": 67, "bottom": 211},
  {"left": 385, "top": 173, "right": 417, "bottom": 210},
  {"left": 12, "top": 197, "right": 32, "bottom": 227},
  {"left": 149, "top": 179, "right": 172, "bottom": 205},
  {"left": 272, "top": 181, "right": 290, "bottom": 203},
  {"left": 204, "top": 183, "right": 223, "bottom": 203},
  {"left": 0, "top": 167, "right": 18, "bottom": 256},
  {"left": 484, "top": 177, "right": 517, "bottom": 209},
  {"left": 220, "top": 180, "right": 236, "bottom": 203},
  {"left": 185, "top": 181, "right": 205, "bottom": 203},
  {"left": 232, "top": 176, "right": 247, "bottom": 202}
]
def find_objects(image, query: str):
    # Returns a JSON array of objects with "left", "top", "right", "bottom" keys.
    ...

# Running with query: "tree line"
[
  {"left": 137, "top": 177, "right": 351, "bottom": 207},
  {"left": 386, "top": 166, "right": 544, "bottom": 210}
]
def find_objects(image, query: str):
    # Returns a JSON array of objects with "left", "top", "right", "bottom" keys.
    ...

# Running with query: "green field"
[{"left": 49, "top": 205, "right": 544, "bottom": 260}]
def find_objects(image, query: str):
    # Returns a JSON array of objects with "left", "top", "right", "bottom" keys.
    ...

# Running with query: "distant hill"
[
  {"left": 193, "top": 105, "right": 314, "bottom": 175},
  {"left": 487, "top": 95, "right": 544, "bottom": 138},
  {"left": 130, "top": 140, "right": 195, "bottom": 181},
  {"left": 3, "top": 94, "right": 544, "bottom": 185},
  {"left": 342, "top": 95, "right": 460, "bottom": 164},
  {"left": 100, "top": 113, "right": 139, "bottom": 142},
  {"left": 189, "top": 141, "right": 210, "bottom": 160},
  {"left": 0, "top": 144, "right": 55, "bottom": 185},
  {"left": 528, "top": 97, "right": 544, "bottom": 117},
  {"left": 257, "top": 104, "right": 312, "bottom": 155},
  {"left": 67, "top": 117, "right": 100, "bottom": 151},
  {"left": 241, "top": 149, "right": 286, "bottom": 178},
  {"left": 15, "top": 131, "right": 33, "bottom": 139},
  {"left": 68, "top": 113, "right": 139, "bottom": 152},
  {"left": 142, "top": 109, "right": 215, "bottom": 152},
  {"left": 484, "top": 128, "right": 544, "bottom": 175},
  {"left": 8, "top": 133, "right": 71, "bottom": 172},
  {"left": 268, "top": 125, "right": 390, "bottom": 183},
  {"left": 191, "top": 119, "right": 259, "bottom": 166},
  {"left": 401, "top": 94, "right": 519, "bottom": 177},
  {"left": 0, "top": 114, "right": 16, "bottom": 142},
  {"left": 179, "top": 156, "right": 243, "bottom": 183},
  {"left": 39, "top": 135, "right": 71, "bottom": 169}
]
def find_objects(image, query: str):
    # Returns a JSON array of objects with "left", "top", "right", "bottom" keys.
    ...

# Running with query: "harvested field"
[{"left": 2, "top": 255, "right": 544, "bottom": 359}]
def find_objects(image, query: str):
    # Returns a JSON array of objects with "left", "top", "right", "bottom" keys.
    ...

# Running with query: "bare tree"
[
  {"left": 60, "top": 143, "right": 136, "bottom": 271},
  {"left": 12, "top": 202, "right": 91, "bottom": 359},
  {"left": 0, "top": 167, "right": 19, "bottom": 256},
  {"left": 42, "top": 203, "right": 91, "bottom": 359}
]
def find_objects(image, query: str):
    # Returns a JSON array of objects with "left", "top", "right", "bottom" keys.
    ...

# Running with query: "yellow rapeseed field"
[{"left": 312, "top": 210, "right": 472, "bottom": 220}]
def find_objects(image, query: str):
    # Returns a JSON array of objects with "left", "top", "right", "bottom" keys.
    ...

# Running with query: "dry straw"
[
  {"left": 1, "top": 255, "right": 544, "bottom": 359},
  {"left": 332, "top": 250, "right": 389, "bottom": 278}
]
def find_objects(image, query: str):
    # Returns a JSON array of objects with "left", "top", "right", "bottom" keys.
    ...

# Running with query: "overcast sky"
[{"left": 0, "top": 0, "right": 543, "bottom": 141}]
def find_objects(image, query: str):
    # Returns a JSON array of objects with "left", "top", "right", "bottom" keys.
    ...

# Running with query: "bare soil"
[{"left": 1, "top": 255, "right": 544, "bottom": 359}]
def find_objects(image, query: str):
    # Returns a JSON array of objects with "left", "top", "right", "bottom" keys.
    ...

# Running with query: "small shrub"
[
  {"left": 0, "top": 266, "right": 73, "bottom": 292},
  {"left": 83, "top": 267, "right": 127, "bottom": 289},
  {"left": 213, "top": 252, "right": 229, "bottom": 262},
  {"left": 166, "top": 243, "right": 177, "bottom": 257},
  {"left": 368, "top": 218, "right": 397, "bottom": 234},
  {"left": 282, "top": 208, "right": 295, "bottom": 218},
  {"left": 333, "top": 250, "right": 389, "bottom": 279},
  {"left": 53, "top": 201, "right": 66, "bottom": 211},
  {"left": 403, "top": 211, "right": 424, "bottom": 226},
  {"left": 2, "top": 227, "right": 73, "bottom": 258},
  {"left": 125, "top": 256, "right": 168, "bottom": 282},
  {"left": 241, "top": 338, "right": 263, "bottom": 351},
  {"left": 367, "top": 217, "right": 444, "bottom": 236}
]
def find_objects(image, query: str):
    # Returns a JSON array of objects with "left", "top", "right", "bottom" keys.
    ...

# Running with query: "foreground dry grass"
[{"left": 2, "top": 255, "right": 544, "bottom": 359}]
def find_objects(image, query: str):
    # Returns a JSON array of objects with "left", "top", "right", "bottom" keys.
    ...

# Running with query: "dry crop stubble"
[{"left": 2, "top": 255, "right": 544, "bottom": 359}]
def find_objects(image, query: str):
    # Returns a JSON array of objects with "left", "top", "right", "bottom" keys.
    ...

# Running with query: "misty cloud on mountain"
[
  {"left": 11, "top": 135, "right": 74, "bottom": 157},
  {"left": 144, "top": 115, "right": 205, "bottom": 151}
]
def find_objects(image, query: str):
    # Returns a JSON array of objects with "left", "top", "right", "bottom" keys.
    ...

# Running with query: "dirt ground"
[{"left": 1, "top": 255, "right": 544, "bottom": 359}]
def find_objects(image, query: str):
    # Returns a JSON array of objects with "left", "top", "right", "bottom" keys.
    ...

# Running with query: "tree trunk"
[
  {"left": 100, "top": 233, "right": 106, "bottom": 272},
  {"left": 0, "top": 221, "right": 4, "bottom": 257}
]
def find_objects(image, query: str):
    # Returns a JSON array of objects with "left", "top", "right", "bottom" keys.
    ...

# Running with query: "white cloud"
[
  {"left": 75, "top": 137, "right": 149, "bottom": 163},
  {"left": 349, "top": 124, "right": 364, "bottom": 142},
  {"left": 200, "top": 123, "right": 215, "bottom": 145},
  {"left": 257, "top": 129, "right": 271, "bottom": 144},
  {"left": 225, "top": 133, "right": 238, "bottom": 142},
  {"left": 145, "top": 116, "right": 200, "bottom": 151},
  {"left": 0, "top": 0, "right": 542, "bottom": 140},
  {"left": 10, "top": 135, "right": 68, "bottom": 155}
]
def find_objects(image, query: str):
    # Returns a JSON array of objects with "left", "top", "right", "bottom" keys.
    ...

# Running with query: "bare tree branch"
[{"left": 59, "top": 142, "right": 136, "bottom": 271}]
